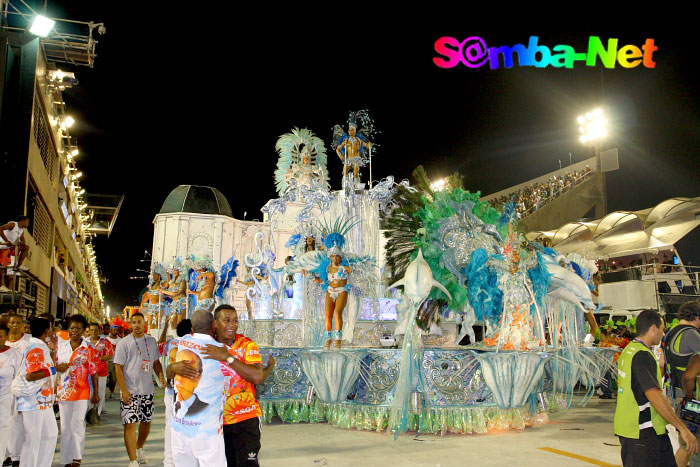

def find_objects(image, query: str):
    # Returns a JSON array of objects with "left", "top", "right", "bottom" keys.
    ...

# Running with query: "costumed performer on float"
[
  {"left": 187, "top": 258, "right": 216, "bottom": 313},
  {"left": 286, "top": 234, "right": 325, "bottom": 274},
  {"left": 161, "top": 261, "right": 187, "bottom": 326},
  {"left": 332, "top": 110, "right": 376, "bottom": 185},
  {"left": 214, "top": 256, "right": 239, "bottom": 308},
  {"left": 315, "top": 236, "right": 352, "bottom": 350},
  {"left": 274, "top": 128, "right": 330, "bottom": 198},
  {"left": 142, "top": 264, "right": 167, "bottom": 328}
]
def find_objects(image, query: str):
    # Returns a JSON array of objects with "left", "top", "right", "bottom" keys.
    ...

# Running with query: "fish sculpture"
[
  {"left": 540, "top": 254, "right": 595, "bottom": 313},
  {"left": 389, "top": 249, "right": 452, "bottom": 304}
]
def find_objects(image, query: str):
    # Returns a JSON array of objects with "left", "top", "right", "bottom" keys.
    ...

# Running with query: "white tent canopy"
[{"left": 526, "top": 197, "right": 700, "bottom": 259}]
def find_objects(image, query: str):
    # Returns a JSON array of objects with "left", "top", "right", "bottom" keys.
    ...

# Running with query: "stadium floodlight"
[
  {"left": 578, "top": 108, "right": 607, "bottom": 144},
  {"left": 430, "top": 179, "right": 447, "bottom": 192},
  {"left": 29, "top": 15, "right": 55, "bottom": 37}
]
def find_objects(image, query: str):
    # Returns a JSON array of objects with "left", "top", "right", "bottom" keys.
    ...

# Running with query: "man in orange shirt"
[{"left": 201, "top": 305, "right": 274, "bottom": 467}]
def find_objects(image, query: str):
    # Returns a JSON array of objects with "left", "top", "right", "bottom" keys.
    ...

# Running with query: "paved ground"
[{"left": 53, "top": 389, "right": 625, "bottom": 467}]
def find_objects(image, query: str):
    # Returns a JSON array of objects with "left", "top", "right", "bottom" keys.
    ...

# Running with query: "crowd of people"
[
  {"left": 488, "top": 167, "right": 593, "bottom": 218},
  {"left": 0, "top": 305, "right": 274, "bottom": 467}
]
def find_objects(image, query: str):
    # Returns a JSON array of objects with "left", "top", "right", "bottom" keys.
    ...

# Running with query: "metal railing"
[
  {"left": 600, "top": 264, "right": 700, "bottom": 316},
  {"left": 0, "top": 250, "right": 38, "bottom": 315}
]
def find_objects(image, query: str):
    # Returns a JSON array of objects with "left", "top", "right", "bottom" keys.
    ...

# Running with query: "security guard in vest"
[
  {"left": 682, "top": 351, "right": 700, "bottom": 466},
  {"left": 615, "top": 309, "right": 698, "bottom": 466},
  {"left": 664, "top": 302, "right": 700, "bottom": 398}
]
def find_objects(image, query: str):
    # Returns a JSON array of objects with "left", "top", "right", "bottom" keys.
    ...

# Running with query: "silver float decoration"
[
  {"left": 299, "top": 349, "right": 369, "bottom": 403},
  {"left": 296, "top": 179, "right": 335, "bottom": 223},
  {"left": 471, "top": 350, "right": 551, "bottom": 409}
]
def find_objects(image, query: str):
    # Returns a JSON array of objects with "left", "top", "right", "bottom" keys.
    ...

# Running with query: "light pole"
[{"left": 577, "top": 108, "right": 608, "bottom": 216}]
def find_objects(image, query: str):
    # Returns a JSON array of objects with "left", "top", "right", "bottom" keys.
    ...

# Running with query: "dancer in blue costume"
[
  {"left": 162, "top": 264, "right": 187, "bottom": 325},
  {"left": 316, "top": 240, "right": 352, "bottom": 350}
]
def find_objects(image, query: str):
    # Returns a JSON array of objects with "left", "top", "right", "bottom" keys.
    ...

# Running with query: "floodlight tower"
[{"left": 577, "top": 108, "right": 608, "bottom": 216}]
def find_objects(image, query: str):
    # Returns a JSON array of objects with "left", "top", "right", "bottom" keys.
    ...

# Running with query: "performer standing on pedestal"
[
  {"left": 332, "top": 110, "right": 376, "bottom": 186},
  {"left": 318, "top": 244, "right": 352, "bottom": 350}
]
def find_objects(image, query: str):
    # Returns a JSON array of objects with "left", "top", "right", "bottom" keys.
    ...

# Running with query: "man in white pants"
[
  {"left": 158, "top": 316, "right": 191, "bottom": 467},
  {"left": 87, "top": 322, "right": 115, "bottom": 416},
  {"left": 16, "top": 318, "right": 58, "bottom": 467},
  {"left": 0, "top": 322, "right": 22, "bottom": 462},
  {"left": 167, "top": 310, "right": 230, "bottom": 467},
  {"left": 5, "top": 314, "right": 32, "bottom": 467}
]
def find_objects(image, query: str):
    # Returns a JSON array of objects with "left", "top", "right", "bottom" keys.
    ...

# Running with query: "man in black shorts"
[
  {"left": 114, "top": 313, "right": 165, "bottom": 467},
  {"left": 614, "top": 309, "right": 698, "bottom": 466}
]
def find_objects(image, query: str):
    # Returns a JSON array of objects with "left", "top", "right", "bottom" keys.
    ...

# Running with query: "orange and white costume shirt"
[
  {"left": 92, "top": 337, "right": 114, "bottom": 378},
  {"left": 16, "top": 337, "right": 56, "bottom": 411},
  {"left": 56, "top": 338, "right": 98, "bottom": 402},
  {"left": 6, "top": 333, "right": 31, "bottom": 356},
  {"left": 223, "top": 334, "right": 263, "bottom": 425}
]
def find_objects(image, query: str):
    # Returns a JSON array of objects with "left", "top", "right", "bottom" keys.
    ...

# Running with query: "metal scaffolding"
[{"left": 0, "top": 0, "right": 105, "bottom": 67}]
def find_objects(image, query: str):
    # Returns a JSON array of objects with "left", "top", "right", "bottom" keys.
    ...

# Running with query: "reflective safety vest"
[
  {"left": 614, "top": 341, "right": 667, "bottom": 438},
  {"left": 663, "top": 324, "right": 698, "bottom": 389}
]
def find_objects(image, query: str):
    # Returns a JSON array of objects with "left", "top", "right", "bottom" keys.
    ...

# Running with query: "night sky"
[{"left": 44, "top": 8, "right": 700, "bottom": 311}]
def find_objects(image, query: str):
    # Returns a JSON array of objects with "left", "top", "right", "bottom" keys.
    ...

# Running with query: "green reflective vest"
[{"left": 614, "top": 341, "right": 667, "bottom": 438}]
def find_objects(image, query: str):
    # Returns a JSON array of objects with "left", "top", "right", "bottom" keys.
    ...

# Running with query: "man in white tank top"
[{"left": 0, "top": 216, "right": 30, "bottom": 293}]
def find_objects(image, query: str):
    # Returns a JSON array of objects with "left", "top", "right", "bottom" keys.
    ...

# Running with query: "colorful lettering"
[{"left": 434, "top": 35, "right": 657, "bottom": 70}]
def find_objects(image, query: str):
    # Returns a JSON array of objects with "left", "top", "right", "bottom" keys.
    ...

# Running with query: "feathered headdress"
[
  {"left": 166, "top": 256, "right": 186, "bottom": 273},
  {"left": 186, "top": 255, "right": 213, "bottom": 271},
  {"left": 215, "top": 257, "right": 239, "bottom": 300},
  {"left": 150, "top": 262, "right": 166, "bottom": 280},
  {"left": 316, "top": 215, "right": 360, "bottom": 257},
  {"left": 274, "top": 128, "right": 330, "bottom": 195},
  {"left": 332, "top": 109, "right": 379, "bottom": 150}
]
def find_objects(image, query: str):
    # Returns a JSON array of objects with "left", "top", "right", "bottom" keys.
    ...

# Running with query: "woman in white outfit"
[{"left": 56, "top": 315, "right": 100, "bottom": 467}]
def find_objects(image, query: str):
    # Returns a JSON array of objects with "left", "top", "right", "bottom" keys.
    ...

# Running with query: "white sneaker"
[
  {"left": 136, "top": 448, "right": 147, "bottom": 464},
  {"left": 129, "top": 461, "right": 139, "bottom": 467},
  {"left": 18, "top": 265, "right": 29, "bottom": 271},
  {"left": 0, "top": 286, "right": 10, "bottom": 293}
]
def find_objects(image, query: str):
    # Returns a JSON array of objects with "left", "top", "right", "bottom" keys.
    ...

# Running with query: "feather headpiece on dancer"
[
  {"left": 166, "top": 257, "right": 186, "bottom": 272},
  {"left": 327, "top": 241, "right": 343, "bottom": 257},
  {"left": 317, "top": 215, "right": 360, "bottom": 255},
  {"left": 150, "top": 262, "right": 166, "bottom": 279},
  {"left": 332, "top": 109, "right": 379, "bottom": 153},
  {"left": 185, "top": 255, "right": 213, "bottom": 272},
  {"left": 274, "top": 127, "right": 330, "bottom": 195}
]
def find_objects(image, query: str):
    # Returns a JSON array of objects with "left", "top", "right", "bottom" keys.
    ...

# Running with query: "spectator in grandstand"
[
  {"left": 0, "top": 217, "right": 30, "bottom": 293},
  {"left": 487, "top": 168, "right": 592, "bottom": 217}
]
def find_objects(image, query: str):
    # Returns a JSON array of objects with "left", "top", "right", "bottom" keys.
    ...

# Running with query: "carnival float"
[{"left": 144, "top": 111, "right": 615, "bottom": 438}]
